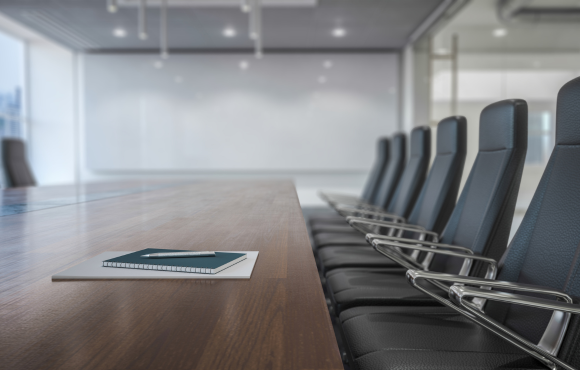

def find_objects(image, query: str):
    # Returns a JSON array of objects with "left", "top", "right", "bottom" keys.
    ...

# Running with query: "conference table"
[{"left": 0, "top": 181, "right": 343, "bottom": 370}]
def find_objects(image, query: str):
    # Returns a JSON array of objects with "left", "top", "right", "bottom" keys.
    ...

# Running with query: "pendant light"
[
  {"left": 254, "top": 0, "right": 263, "bottom": 59},
  {"left": 139, "top": 0, "right": 148, "bottom": 40},
  {"left": 107, "top": 0, "right": 118, "bottom": 13},
  {"left": 160, "top": 0, "right": 168, "bottom": 58},
  {"left": 240, "top": 0, "right": 250, "bottom": 13}
]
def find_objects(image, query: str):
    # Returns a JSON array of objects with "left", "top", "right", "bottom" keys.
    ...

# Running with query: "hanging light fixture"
[
  {"left": 249, "top": 0, "right": 258, "bottom": 40},
  {"left": 254, "top": 0, "right": 263, "bottom": 59},
  {"left": 160, "top": 0, "right": 168, "bottom": 58},
  {"left": 107, "top": 0, "right": 118, "bottom": 13},
  {"left": 240, "top": 0, "right": 250, "bottom": 13},
  {"left": 139, "top": 0, "right": 148, "bottom": 40}
]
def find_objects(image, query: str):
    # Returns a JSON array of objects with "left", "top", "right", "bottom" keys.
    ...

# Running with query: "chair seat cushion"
[
  {"left": 339, "top": 306, "right": 543, "bottom": 370},
  {"left": 309, "top": 218, "right": 348, "bottom": 227},
  {"left": 327, "top": 268, "right": 441, "bottom": 314},
  {"left": 311, "top": 224, "right": 358, "bottom": 235},
  {"left": 314, "top": 233, "right": 369, "bottom": 249},
  {"left": 318, "top": 246, "right": 400, "bottom": 273},
  {"left": 308, "top": 214, "right": 345, "bottom": 226}
]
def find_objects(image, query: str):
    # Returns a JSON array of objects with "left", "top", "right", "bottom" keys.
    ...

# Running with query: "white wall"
[
  {"left": 0, "top": 12, "right": 76, "bottom": 186},
  {"left": 81, "top": 53, "right": 400, "bottom": 204},
  {"left": 27, "top": 41, "right": 76, "bottom": 185},
  {"left": 83, "top": 53, "right": 398, "bottom": 170}
]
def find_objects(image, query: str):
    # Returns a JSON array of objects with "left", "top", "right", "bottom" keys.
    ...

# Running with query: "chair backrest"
[
  {"left": 2, "top": 138, "right": 36, "bottom": 188},
  {"left": 361, "top": 137, "right": 390, "bottom": 205},
  {"left": 373, "top": 133, "right": 406, "bottom": 208},
  {"left": 482, "top": 77, "right": 580, "bottom": 362},
  {"left": 406, "top": 116, "right": 467, "bottom": 234},
  {"left": 386, "top": 126, "right": 430, "bottom": 219},
  {"left": 430, "top": 99, "right": 528, "bottom": 275}
]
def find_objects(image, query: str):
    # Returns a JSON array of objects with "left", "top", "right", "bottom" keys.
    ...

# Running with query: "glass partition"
[{"left": 0, "top": 30, "right": 25, "bottom": 139}]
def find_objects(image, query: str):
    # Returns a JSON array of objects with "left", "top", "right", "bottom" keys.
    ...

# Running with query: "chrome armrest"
[
  {"left": 406, "top": 270, "right": 570, "bottom": 301},
  {"left": 373, "top": 240, "right": 497, "bottom": 282},
  {"left": 346, "top": 217, "right": 427, "bottom": 235},
  {"left": 450, "top": 285, "right": 578, "bottom": 314},
  {"left": 369, "top": 236, "right": 473, "bottom": 254},
  {"left": 334, "top": 203, "right": 384, "bottom": 211},
  {"left": 365, "top": 233, "right": 437, "bottom": 244},
  {"left": 318, "top": 191, "right": 368, "bottom": 208},
  {"left": 364, "top": 233, "right": 439, "bottom": 266},
  {"left": 350, "top": 221, "right": 440, "bottom": 248},
  {"left": 328, "top": 198, "right": 373, "bottom": 209},
  {"left": 334, "top": 207, "right": 405, "bottom": 222},
  {"left": 405, "top": 270, "right": 578, "bottom": 370},
  {"left": 450, "top": 285, "right": 579, "bottom": 369}
]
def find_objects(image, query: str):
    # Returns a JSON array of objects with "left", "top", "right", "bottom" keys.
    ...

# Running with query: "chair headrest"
[
  {"left": 390, "top": 132, "right": 406, "bottom": 156},
  {"left": 479, "top": 99, "right": 528, "bottom": 151},
  {"left": 2, "top": 138, "right": 27, "bottom": 160},
  {"left": 436, "top": 116, "right": 467, "bottom": 154},
  {"left": 377, "top": 137, "right": 389, "bottom": 153},
  {"left": 409, "top": 126, "right": 431, "bottom": 158},
  {"left": 556, "top": 76, "right": 580, "bottom": 145}
]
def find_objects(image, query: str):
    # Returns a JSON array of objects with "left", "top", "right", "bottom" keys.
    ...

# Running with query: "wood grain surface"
[
  {"left": 0, "top": 180, "right": 342, "bottom": 370},
  {"left": 0, "top": 180, "right": 178, "bottom": 215}
]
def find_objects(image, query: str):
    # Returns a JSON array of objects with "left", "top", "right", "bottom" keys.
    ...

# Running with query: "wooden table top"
[
  {"left": 0, "top": 180, "right": 178, "bottom": 216},
  {"left": 0, "top": 181, "right": 342, "bottom": 370}
]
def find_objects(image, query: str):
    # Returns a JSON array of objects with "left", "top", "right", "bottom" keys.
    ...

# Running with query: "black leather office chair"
[
  {"left": 339, "top": 77, "right": 580, "bottom": 370},
  {"left": 2, "top": 138, "right": 36, "bottom": 188},
  {"left": 313, "top": 127, "right": 430, "bottom": 235},
  {"left": 313, "top": 116, "right": 466, "bottom": 255},
  {"left": 310, "top": 137, "right": 390, "bottom": 227},
  {"left": 360, "top": 137, "right": 390, "bottom": 205},
  {"left": 312, "top": 133, "right": 406, "bottom": 243},
  {"left": 323, "top": 99, "right": 527, "bottom": 314}
]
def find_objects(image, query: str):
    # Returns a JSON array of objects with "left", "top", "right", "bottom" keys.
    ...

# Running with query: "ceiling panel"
[{"left": 0, "top": 0, "right": 446, "bottom": 51}]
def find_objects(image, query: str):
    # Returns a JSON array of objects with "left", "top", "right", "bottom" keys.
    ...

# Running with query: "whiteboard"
[{"left": 83, "top": 53, "right": 399, "bottom": 171}]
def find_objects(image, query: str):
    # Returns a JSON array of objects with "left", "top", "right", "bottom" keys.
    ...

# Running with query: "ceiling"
[
  {"left": 0, "top": 0, "right": 448, "bottom": 52},
  {"left": 436, "top": 0, "right": 580, "bottom": 53}
]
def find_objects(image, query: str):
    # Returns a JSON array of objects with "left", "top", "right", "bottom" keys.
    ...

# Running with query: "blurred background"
[{"left": 0, "top": 0, "right": 577, "bottom": 232}]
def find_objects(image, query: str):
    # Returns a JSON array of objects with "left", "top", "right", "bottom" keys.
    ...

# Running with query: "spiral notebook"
[{"left": 103, "top": 248, "right": 247, "bottom": 275}]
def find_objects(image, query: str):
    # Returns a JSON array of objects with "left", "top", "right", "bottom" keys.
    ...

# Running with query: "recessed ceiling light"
[
  {"left": 153, "top": 61, "right": 163, "bottom": 69},
  {"left": 239, "top": 60, "right": 250, "bottom": 70},
  {"left": 318, "top": 76, "right": 327, "bottom": 84},
  {"left": 223, "top": 27, "right": 237, "bottom": 38},
  {"left": 107, "top": 0, "right": 118, "bottom": 13},
  {"left": 332, "top": 28, "right": 346, "bottom": 38},
  {"left": 323, "top": 60, "right": 333, "bottom": 69},
  {"left": 113, "top": 28, "right": 127, "bottom": 38},
  {"left": 493, "top": 28, "right": 507, "bottom": 38}
]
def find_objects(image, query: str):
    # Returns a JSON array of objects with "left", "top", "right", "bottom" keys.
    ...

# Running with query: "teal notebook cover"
[{"left": 103, "top": 248, "right": 247, "bottom": 274}]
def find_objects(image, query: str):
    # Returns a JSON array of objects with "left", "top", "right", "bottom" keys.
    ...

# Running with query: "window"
[
  {"left": 526, "top": 111, "right": 553, "bottom": 165},
  {"left": 0, "top": 30, "right": 25, "bottom": 139}
]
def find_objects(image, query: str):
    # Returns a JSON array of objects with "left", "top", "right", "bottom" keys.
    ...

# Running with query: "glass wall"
[
  {"left": 0, "top": 30, "right": 25, "bottom": 139},
  {"left": 427, "top": 0, "right": 580, "bottom": 238}
]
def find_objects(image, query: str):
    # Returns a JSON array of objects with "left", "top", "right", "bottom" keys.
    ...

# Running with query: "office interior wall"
[
  {"left": 27, "top": 41, "right": 76, "bottom": 185},
  {"left": 81, "top": 53, "right": 400, "bottom": 204}
]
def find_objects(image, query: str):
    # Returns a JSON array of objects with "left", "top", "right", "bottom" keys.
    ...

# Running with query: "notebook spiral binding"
[{"left": 103, "top": 262, "right": 217, "bottom": 274}]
